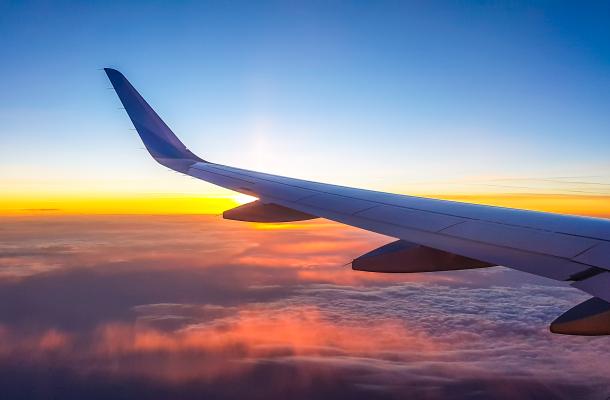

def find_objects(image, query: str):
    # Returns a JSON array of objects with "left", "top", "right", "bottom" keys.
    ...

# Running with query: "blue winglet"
[{"left": 104, "top": 68, "right": 205, "bottom": 167}]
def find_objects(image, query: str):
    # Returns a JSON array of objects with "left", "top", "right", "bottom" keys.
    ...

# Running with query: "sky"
[
  {"left": 1, "top": 3, "right": 610, "bottom": 398},
  {"left": 1, "top": 1, "right": 610, "bottom": 214}
]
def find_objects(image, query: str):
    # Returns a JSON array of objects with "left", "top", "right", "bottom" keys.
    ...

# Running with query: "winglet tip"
[{"left": 103, "top": 68, "right": 123, "bottom": 78}]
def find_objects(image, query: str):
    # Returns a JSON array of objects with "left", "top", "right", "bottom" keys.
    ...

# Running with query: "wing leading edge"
[{"left": 104, "top": 68, "right": 610, "bottom": 335}]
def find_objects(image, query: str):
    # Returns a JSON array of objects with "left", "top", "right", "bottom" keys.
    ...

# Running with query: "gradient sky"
[
  {"left": 2, "top": 4, "right": 610, "bottom": 398},
  {"left": 2, "top": 1, "right": 610, "bottom": 209}
]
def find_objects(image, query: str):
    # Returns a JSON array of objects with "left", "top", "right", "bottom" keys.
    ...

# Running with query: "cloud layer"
[{"left": 0, "top": 215, "right": 608, "bottom": 399}]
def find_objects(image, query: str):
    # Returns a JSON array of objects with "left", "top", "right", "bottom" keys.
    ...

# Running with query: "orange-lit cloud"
[
  {"left": 0, "top": 215, "right": 608, "bottom": 399},
  {"left": 0, "top": 304, "right": 440, "bottom": 382}
]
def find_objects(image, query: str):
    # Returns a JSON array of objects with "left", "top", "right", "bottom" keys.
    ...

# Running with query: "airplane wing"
[{"left": 104, "top": 68, "right": 610, "bottom": 336}]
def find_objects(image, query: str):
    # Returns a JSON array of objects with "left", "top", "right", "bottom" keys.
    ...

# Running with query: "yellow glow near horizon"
[
  {"left": 1, "top": 192, "right": 608, "bottom": 218},
  {"left": 0, "top": 195, "right": 243, "bottom": 216},
  {"left": 432, "top": 193, "right": 610, "bottom": 218}
]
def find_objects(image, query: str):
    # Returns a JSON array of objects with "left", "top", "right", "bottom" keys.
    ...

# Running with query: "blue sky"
[{"left": 2, "top": 1, "right": 610, "bottom": 197}]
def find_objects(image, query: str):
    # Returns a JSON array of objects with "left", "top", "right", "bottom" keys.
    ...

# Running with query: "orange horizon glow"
[
  {"left": 432, "top": 193, "right": 610, "bottom": 218},
  {"left": 0, "top": 195, "right": 241, "bottom": 216},
  {"left": 2, "top": 192, "right": 609, "bottom": 218}
]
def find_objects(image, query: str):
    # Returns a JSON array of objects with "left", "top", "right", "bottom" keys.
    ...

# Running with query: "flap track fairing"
[
  {"left": 223, "top": 200, "right": 317, "bottom": 223},
  {"left": 550, "top": 297, "right": 610, "bottom": 336},
  {"left": 352, "top": 239, "right": 494, "bottom": 273}
]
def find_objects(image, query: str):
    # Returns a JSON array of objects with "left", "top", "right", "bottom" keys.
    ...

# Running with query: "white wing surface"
[{"left": 105, "top": 68, "right": 610, "bottom": 335}]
